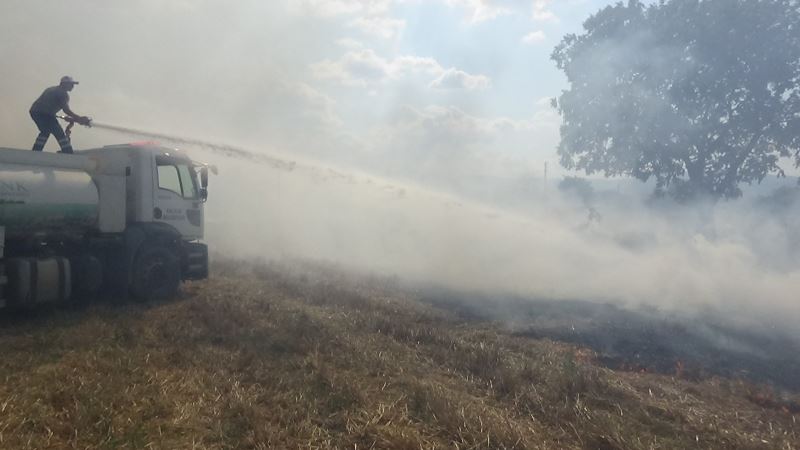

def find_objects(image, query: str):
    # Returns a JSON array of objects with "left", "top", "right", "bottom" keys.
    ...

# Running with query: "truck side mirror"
[
  {"left": 200, "top": 167, "right": 209, "bottom": 188},
  {"left": 200, "top": 188, "right": 208, "bottom": 202}
]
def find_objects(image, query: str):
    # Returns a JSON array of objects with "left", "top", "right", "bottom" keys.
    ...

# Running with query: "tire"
[{"left": 130, "top": 245, "right": 180, "bottom": 300}]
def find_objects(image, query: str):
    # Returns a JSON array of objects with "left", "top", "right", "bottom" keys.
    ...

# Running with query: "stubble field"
[{"left": 0, "top": 258, "right": 797, "bottom": 449}]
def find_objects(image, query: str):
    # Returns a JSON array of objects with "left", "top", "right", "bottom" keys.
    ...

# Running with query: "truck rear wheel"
[{"left": 130, "top": 246, "right": 180, "bottom": 300}]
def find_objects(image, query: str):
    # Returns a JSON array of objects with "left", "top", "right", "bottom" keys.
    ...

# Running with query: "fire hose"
[{"left": 57, "top": 115, "right": 92, "bottom": 139}]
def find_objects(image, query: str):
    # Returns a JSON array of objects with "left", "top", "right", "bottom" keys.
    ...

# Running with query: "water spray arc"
[
  {"left": 56, "top": 117, "right": 492, "bottom": 215},
  {"left": 59, "top": 116, "right": 297, "bottom": 171}
]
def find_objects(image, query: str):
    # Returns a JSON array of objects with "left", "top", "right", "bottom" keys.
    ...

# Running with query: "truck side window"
[
  {"left": 157, "top": 165, "right": 182, "bottom": 196},
  {"left": 178, "top": 165, "right": 198, "bottom": 199}
]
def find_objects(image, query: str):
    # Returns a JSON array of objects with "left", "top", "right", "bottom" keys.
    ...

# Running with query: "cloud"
[
  {"left": 429, "top": 68, "right": 491, "bottom": 90},
  {"left": 336, "top": 38, "right": 366, "bottom": 49},
  {"left": 349, "top": 16, "right": 406, "bottom": 39},
  {"left": 436, "top": 0, "right": 557, "bottom": 23},
  {"left": 522, "top": 30, "right": 546, "bottom": 45},
  {"left": 312, "top": 49, "right": 391, "bottom": 86},
  {"left": 532, "top": 0, "right": 558, "bottom": 22},
  {"left": 312, "top": 49, "right": 491, "bottom": 90},
  {"left": 390, "top": 55, "right": 445, "bottom": 75},
  {"left": 295, "top": 0, "right": 545, "bottom": 25},
  {"left": 443, "top": 0, "right": 513, "bottom": 23},
  {"left": 289, "top": 0, "right": 392, "bottom": 17},
  {"left": 291, "top": 0, "right": 405, "bottom": 40}
]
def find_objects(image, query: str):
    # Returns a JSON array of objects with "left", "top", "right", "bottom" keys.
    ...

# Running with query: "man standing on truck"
[{"left": 29, "top": 76, "right": 90, "bottom": 154}]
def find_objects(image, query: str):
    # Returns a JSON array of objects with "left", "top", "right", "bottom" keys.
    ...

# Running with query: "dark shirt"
[{"left": 30, "top": 86, "right": 70, "bottom": 116}]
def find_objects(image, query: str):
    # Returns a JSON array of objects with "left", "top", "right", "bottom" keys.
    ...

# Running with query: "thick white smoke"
[{"left": 191, "top": 144, "right": 800, "bottom": 339}]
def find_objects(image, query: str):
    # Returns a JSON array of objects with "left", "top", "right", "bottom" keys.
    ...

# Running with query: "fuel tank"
[{"left": 0, "top": 162, "right": 99, "bottom": 239}]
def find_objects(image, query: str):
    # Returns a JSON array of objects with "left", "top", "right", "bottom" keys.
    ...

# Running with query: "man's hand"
[{"left": 76, "top": 116, "right": 92, "bottom": 126}]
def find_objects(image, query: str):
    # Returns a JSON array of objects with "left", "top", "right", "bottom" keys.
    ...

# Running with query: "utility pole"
[{"left": 543, "top": 161, "right": 548, "bottom": 199}]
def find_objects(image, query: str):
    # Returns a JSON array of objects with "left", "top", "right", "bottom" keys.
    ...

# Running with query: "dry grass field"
[{"left": 0, "top": 258, "right": 798, "bottom": 449}]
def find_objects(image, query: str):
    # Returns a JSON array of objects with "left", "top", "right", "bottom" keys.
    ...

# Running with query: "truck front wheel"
[{"left": 130, "top": 246, "right": 180, "bottom": 300}]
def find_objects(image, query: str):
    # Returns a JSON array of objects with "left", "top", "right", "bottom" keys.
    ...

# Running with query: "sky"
[{"left": 0, "top": 0, "right": 622, "bottom": 192}]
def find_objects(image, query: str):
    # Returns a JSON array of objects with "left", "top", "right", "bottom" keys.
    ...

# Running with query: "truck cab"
[
  {"left": 0, "top": 143, "right": 212, "bottom": 307},
  {"left": 81, "top": 143, "right": 207, "bottom": 239}
]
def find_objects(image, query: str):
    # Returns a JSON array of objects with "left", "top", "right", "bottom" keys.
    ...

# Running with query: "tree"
[{"left": 552, "top": 0, "right": 800, "bottom": 200}]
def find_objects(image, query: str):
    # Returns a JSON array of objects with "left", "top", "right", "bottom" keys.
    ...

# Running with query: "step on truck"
[{"left": 0, "top": 143, "right": 212, "bottom": 307}]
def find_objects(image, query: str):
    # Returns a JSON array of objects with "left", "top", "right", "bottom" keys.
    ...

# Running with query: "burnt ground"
[{"left": 421, "top": 289, "right": 800, "bottom": 393}]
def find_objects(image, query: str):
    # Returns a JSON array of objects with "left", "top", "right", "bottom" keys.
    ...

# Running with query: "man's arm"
[{"left": 63, "top": 105, "right": 90, "bottom": 126}]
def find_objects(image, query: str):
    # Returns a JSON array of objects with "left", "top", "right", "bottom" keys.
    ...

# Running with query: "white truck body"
[{"left": 0, "top": 144, "right": 210, "bottom": 307}]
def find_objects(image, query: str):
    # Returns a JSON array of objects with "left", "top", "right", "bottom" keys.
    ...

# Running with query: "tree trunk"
[
  {"left": 684, "top": 157, "right": 709, "bottom": 194},
  {"left": 675, "top": 155, "right": 719, "bottom": 202}
]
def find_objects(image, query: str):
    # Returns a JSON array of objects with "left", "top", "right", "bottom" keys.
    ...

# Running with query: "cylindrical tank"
[{"left": 0, "top": 163, "right": 99, "bottom": 239}]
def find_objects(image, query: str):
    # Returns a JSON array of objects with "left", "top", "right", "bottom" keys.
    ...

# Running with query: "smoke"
[
  {"left": 2, "top": 1, "right": 800, "bottom": 342},
  {"left": 161, "top": 136, "right": 799, "bottom": 340}
]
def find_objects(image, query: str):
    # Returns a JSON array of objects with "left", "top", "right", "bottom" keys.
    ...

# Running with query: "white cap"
[{"left": 60, "top": 76, "right": 79, "bottom": 85}]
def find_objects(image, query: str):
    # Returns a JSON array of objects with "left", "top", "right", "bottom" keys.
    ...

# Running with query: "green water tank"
[{"left": 0, "top": 163, "right": 99, "bottom": 239}]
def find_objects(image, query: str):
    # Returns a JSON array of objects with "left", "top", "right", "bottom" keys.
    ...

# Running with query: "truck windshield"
[{"left": 156, "top": 156, "right": 198, "bottom": 199}]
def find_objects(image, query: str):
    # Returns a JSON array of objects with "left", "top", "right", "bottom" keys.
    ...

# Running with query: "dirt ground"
[{"left": 0, "top": 259, "right": 797, "bottom": 449}]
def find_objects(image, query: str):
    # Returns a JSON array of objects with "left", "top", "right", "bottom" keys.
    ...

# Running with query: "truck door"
[{"left": 153, "top": 156, "right": 203, "bottom": 239}]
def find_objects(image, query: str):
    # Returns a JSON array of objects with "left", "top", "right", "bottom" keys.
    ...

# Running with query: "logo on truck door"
[{"left": 163, "top": 208, "right": 184, "bottom": 221}]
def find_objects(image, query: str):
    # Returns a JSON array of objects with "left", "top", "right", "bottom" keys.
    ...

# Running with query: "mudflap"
[{"left": 182, "top": 242, "right": 208, "bottom": 280}]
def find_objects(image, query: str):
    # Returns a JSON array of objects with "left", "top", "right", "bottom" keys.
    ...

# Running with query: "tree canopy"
[{"left": 552, "top": 0, "right": 800, "bottom": 200}]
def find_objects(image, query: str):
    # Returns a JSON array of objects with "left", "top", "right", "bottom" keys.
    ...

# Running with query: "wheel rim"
[{"left": 142, "top": 256, "right": 170, "bottom": 293}]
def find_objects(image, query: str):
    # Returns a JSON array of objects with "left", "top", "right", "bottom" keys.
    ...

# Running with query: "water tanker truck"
[{"left": 0, "top": 143, "right": 211, "bottom": 307}]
